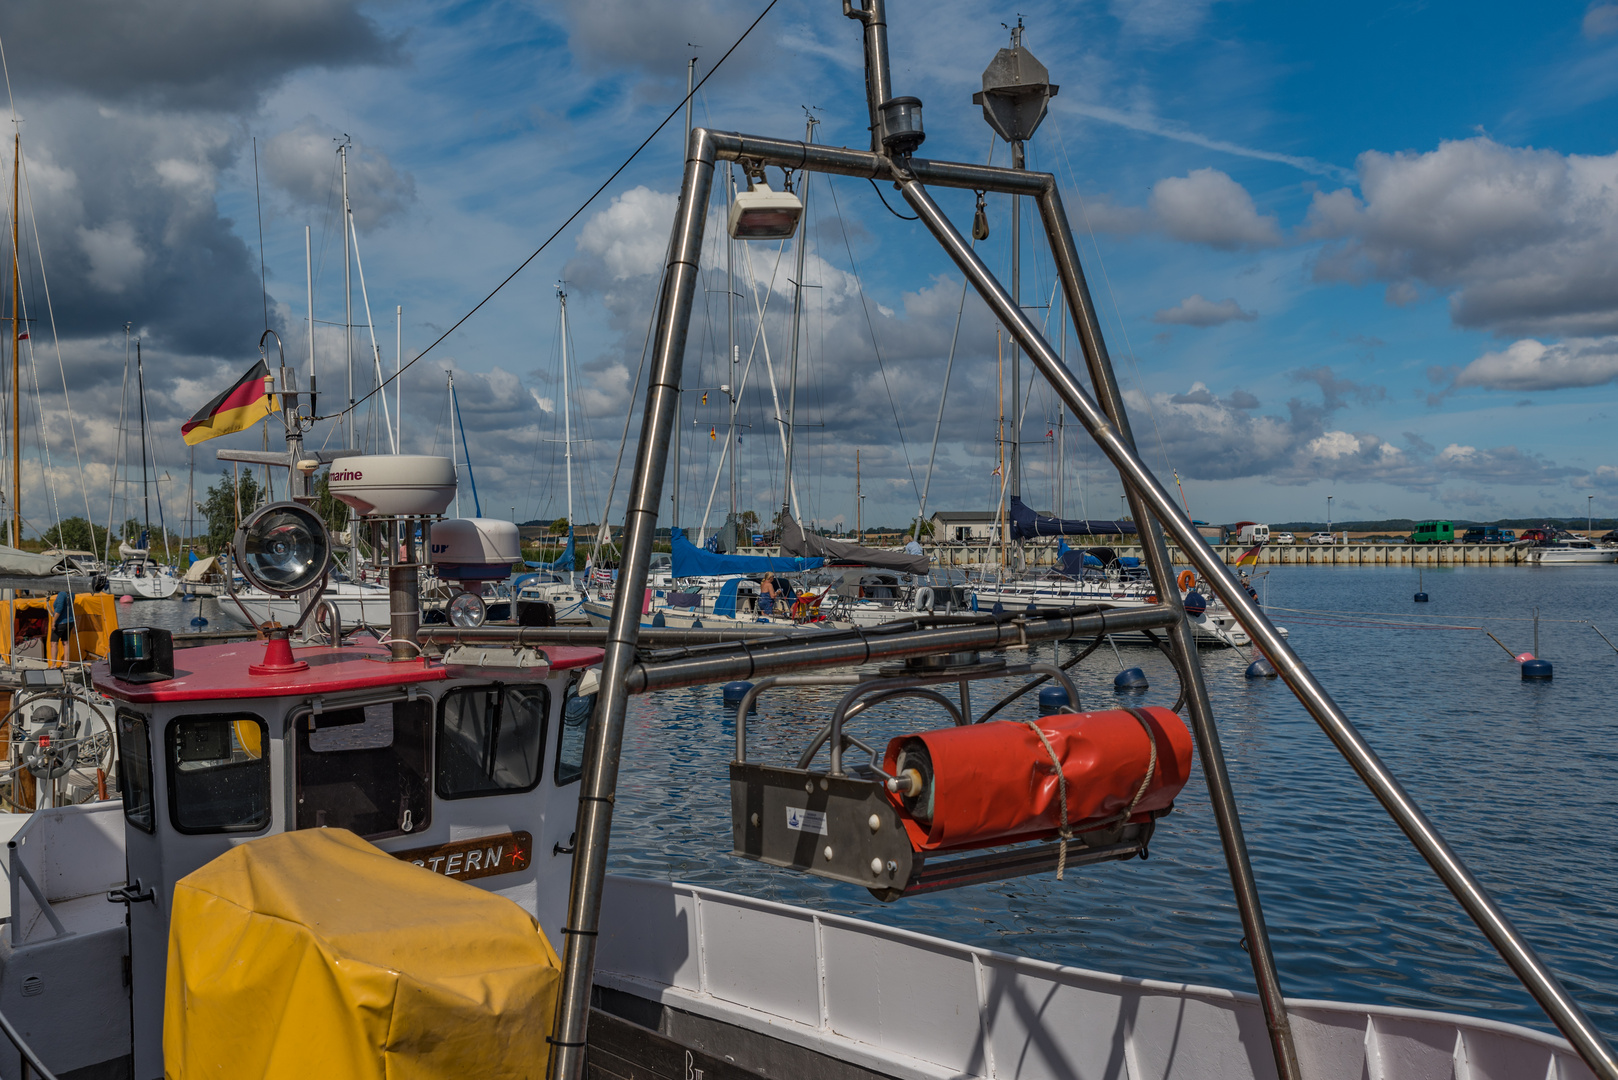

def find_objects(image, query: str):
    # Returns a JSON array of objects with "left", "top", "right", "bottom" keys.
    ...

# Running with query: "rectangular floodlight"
[{"left": 728, "top": 184, "right": 803, "bottom": 240}]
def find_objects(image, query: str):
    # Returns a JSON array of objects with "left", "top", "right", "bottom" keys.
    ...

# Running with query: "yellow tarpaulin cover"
[{"left": 165, "top": 828, "right": 560, "bottom": 1080}]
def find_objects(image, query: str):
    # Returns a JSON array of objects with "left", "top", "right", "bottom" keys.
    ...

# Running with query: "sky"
[{"left": 3, "top": 0, "right": 1618, "bottom": 541}]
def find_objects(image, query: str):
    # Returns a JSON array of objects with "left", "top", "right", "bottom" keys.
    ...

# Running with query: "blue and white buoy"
[
  {"left": 722, "top": 681, "right": 757, "bottom": 713},
  {"left": 1037, "top": 685, "right": 1072, "bottom": 713},
  {"left": 1114, "top": 667, "right": 1148, "bottom": 691},
  {"left": 1245, "top": 658, "right": 1277, "bottom": 679},
  {"left": 190, "top": 616, "right": 208, "bottom": 628},
  {"left": 1521, "top": 658, "right": 1552, "bottom": 680}
]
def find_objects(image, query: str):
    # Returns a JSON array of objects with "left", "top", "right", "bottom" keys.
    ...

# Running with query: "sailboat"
[
  {"left": 514, "top": 285, "right": 588, "bottom": 623},
  {"left": 106, "top": 337, "right": 180, "bottom": 599}
]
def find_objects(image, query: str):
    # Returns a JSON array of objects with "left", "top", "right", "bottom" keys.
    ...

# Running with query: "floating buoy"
[
  {"left": 1177, "top": 569, "right": 1197, "bottom": 591},
  {"left": 1521, "top": 658, "right": 1553, "bottom": 680},
  {"left": 1245, "top": 658, "right": 1278, "bottom": 679},
  {"left": 1414, "top": 591, "right": 1429, "bottom": 602},
  {"left": 181, "top": 594, "right": 195, "bottom": 603},
  {"left": 1114, "top": 667, "right": 1148, "bottom": 691},
  {"left": 1037, "top": 685, "right": 1072, "bottom": 713},
  {"left": 190, "top": 616, "right": 208, "bottom": 627},
  {"left": 118, "top": 595, "right": 134, "bottom": 605},
  {"left": 1183, "top": 589, "right": 1207, "bottom": 616},
  {"left": 721, "top": 681, "right": 757, "bottom": 713}
]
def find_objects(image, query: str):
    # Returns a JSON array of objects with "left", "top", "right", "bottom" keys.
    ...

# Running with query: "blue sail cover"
[
  {"left": 1009, "top": 496, "right": 1137, "bottom": 540},
  {"left": 671, "top": 527, "right": 823, "bottom": 577},
  {"left": 525, "top": 527, "right": 575, "bottom": 572}
]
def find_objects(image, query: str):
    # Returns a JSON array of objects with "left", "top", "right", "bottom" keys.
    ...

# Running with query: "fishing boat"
[{"left": 0, "top": 10, "right": 1611, "bottom": 1080}]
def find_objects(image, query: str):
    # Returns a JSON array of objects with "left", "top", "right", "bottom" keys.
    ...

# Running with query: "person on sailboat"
[
  {"left": 759, "top": 572, "right": 779, "bottom": 613},
  {"left": 903, "top": 534, "right": 924, "bottom": 556}
]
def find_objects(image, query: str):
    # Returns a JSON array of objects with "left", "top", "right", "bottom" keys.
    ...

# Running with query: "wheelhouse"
[{"left": 94, "top": 636, "right": 601, "bottom": 1079}]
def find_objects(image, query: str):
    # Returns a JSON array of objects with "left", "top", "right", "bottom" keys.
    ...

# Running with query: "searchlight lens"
[
  {"left": 234, "top": 502, "right": 332, "bottom": 596},
  {"left": 448, "top": 591, "right": 486, "bottom": 628}
]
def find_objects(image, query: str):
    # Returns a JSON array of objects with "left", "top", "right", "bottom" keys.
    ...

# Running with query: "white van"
[{"left": 1237, "top": 524, "right": 1270, "bottom": 545}]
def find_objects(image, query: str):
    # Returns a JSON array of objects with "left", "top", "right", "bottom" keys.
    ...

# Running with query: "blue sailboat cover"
[
  {"left": 526, "top": 527, "right": 575, "bottom": 572},
  {"left": 671, "top": 527, "right": 822, "bottom": 577},
  {"left": 1009, "top": 496, "right": 1138, "bottom": 540}
]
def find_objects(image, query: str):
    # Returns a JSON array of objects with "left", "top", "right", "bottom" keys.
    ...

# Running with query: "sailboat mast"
[
  {"left": 448, "top": 372, "right": 460, "bottom": 518},
  {"left": 558, "top": 284, "right": 574, "bottom": 528},
  {"left": 1057, "top": 291, "right": 1065, "bottom": 519},
  {"left": 725, "top": 165, "right": 737, "bottom": 532},
  {"left": 340, "top": 141, "right": 353, "bottom": 452},
  {"left": 136, "top": 338, "right": 150, "bottom": 544},
  {"left": 10, "top": 131, "right": 20, "bottom": 546},
  {"left": 782, "top": 116, "right": 817, "bottom": 524}
]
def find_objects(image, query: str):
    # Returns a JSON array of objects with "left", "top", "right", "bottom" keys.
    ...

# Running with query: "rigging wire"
[
  {"left": 1047, "top": 122, "right": 1181, "bottom": 508},
  {"left": 823, "top": 173, "right": 923, "bottom": 514},
  {"left": 2, "top": 43, "right": 97, "bottom": 541},
  {"left": 341, "top": 0, "right": 781, "bottom": 423}
]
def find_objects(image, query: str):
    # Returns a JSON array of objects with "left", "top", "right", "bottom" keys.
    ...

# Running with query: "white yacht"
[
  {"left": 107, "top": 548, "right": 179, "bottom": 600},
  {"left": 1529, "top": 533, "right": 1618, "bottom": 564}
]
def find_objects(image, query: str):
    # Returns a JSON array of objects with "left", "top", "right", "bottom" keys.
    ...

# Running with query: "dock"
[{"left": 736, "top": 542, "right": 1540, "bottom": 567}]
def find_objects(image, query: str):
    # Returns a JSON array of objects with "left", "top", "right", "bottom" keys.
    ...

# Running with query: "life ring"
[
  {"left": 913, "top": 586, "right": 934, "bottom": 612},
  {"left": 1177, "top": 569, "right": 1196, "bottom": 591}
]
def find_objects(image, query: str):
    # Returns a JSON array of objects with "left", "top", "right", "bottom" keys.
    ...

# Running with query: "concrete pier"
[{"left": 735, "top": 542, "right": 1543, "bottom": 567}]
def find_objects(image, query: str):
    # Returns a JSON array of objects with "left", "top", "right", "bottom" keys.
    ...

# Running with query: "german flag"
[
  {"left": 181, "top": 360, "right": 279, "bottom": 445},
  {"left": 1235, "top": 543, "right": 1263, "bottom": 568}
]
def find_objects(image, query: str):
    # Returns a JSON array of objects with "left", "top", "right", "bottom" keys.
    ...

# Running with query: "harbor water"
[{"left": 124, "top": 565, "right": 1618, "bottom": 1042}]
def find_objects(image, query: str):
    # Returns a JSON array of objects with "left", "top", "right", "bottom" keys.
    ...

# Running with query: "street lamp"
[
  {"left": 1327, "top": 495, "right": 1333, "bottom": 537},
  {"left": 1589, "top": 494, "right": 1594, "bottom": 535}
]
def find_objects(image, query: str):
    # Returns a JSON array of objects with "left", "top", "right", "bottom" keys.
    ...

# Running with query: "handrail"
[{"left": 0, "top": 1000, "right": 57, "bottom": 1080}]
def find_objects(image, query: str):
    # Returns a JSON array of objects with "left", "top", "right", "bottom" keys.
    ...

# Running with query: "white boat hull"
[
  {"left": 1530, "top": 547, "right": 1617, "bottom": 564},
  {"left": 108, "top": 569, "right": 179, "bottom": 600},
  {"left": 215, "top": 582, "right": 393, "bottom": 629},
  {"left": 597, "top": 876, "right": 1596, "bottom": 1080}
]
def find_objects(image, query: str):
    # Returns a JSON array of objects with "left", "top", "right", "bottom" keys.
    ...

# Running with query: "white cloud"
[
  {"left": 76, "top": 221, "right": 147, "bottom": 294},
  {"left": 1585, "top": 3, "right": 1618, "bottom": 37},
  {"left": 1148, "top": 168, "right": 1281, "bottom": 250},
  {"left": 1454, "top": 337, "right": 1618, "bottom": 392},
  {"left": 1152, "top": 294, "right": 1257, "bottom": 327},
  {"left": 575, "top": 186, "right": 678, "bottom": 281},
  {"left": 1305, "top": 137, "right": 1618, "bottom": 337},
  {"left": 265, "top": 120, "right": 415, "bottom": 232}
]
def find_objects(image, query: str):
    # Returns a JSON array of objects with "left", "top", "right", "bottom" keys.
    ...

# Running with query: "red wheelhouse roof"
[{"left": 93, "top": 637, "right": 605, "bottom": 704}]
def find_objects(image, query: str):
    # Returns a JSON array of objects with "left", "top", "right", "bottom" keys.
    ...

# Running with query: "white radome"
[{"left": 327, "top": 455, "right": 457, "bottom": 517}]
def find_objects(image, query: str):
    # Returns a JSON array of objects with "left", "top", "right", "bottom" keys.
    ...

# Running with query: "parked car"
[
  {"left": 1308, "top": 532, "right": 1335, "bottom": 545},
  {"left": 1272, "top": 532, "right": 1295, "bottom": 545},
  {"left": 1462, "top": 527, "right": 1509, "bottom": 544}
]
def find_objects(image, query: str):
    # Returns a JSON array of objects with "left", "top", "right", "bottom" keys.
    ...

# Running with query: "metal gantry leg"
[
  {"left": 546, "top": 128, "right": 717, "bottom": 1080},
  {"left": 892, "top": 168, "right": 1618, "bottom": 1080},
  {"left": 1037, "top": 184, "right": 1301, "bottom": 1080}
]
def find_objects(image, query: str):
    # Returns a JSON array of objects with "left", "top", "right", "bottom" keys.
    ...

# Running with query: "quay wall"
[{"left": 734, "top": 543, "right": 1535, "bottom": 567}]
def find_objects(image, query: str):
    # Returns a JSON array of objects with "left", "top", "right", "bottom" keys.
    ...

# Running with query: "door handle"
[{"left": 107, "top": 880, "right": 155, "bottom": 905}]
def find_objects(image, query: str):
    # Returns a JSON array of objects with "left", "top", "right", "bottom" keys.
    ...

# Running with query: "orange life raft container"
[{"left": 883, "top": 706, "right": 1193, "bottom": 853}]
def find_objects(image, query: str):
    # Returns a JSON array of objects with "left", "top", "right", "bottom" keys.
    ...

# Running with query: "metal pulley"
[{"left": 972, "top": 191, "right": 990, "bottom": 241}]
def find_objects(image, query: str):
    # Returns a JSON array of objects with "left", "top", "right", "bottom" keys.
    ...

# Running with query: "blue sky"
[{"left": 6, "top": 0, "right": 1618, "bottom": 538}]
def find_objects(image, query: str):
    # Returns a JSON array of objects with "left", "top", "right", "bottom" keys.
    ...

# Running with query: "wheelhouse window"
[
  {"left": 295, "top": 698, "right": 431, "bottom": 839},
  {"left": 167, "top": 714, "right": 271, "bottom": 835},
  {"left": 437, "top": 684, "right": 549, "bottom": 799},
  {"left": 555, "top": 677, "right": 595, "bottom": 787},
  {"left": 116, "top": 711, "right": 155, "bottom": 834}
]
